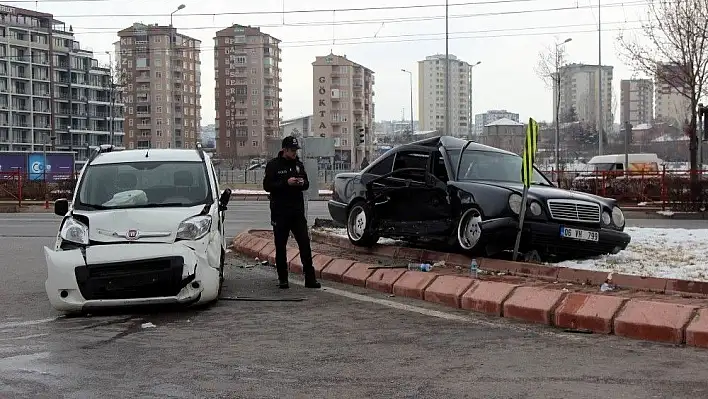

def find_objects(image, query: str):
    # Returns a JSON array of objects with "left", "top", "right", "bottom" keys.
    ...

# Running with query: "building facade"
[
  {"left": 553, "top": 63, "right": 614, "bottom": 133},
  {"left": 654, "top": 62, "right": 691, "bottom": 126},
  {"left": 479, "top": 118, "right": 525, "bottom": 154},
  {"left": 312, "top": 53, "right": 375, "bottom": 167},
  {"left": 0, "top": 4, "right": 124, "bottom": 165},
  {"left": 115, "top": 22, "right": 201, "bottom": 150},
  {"left": 417, "top": 54, "right": 471, "bottom": 137},
  {"left": 280, "top": 115, "right": 312, "bottom": 138},
  {"left": 214, "top": 24, "right": 281, "bottom": 160},
  {"left": 619, "top": 79, "right": 653, "bottom": 127},
  {"left": 473, "top": 109, "right": 519, "bottom": 136}
]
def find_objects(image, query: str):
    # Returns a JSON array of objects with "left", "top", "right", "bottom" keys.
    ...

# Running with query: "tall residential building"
[
  {"left": 553, "top": 63, "right": 614, "bottom": 133},
  {"left": 654, "top": 62, "right": 691, "bottom": 126},
  {"left": 214, "top": 24, "right": 281, "bottom": 160},
  {"left": 619, "top": 79, "right": 653, "bottom": 127},
  {"left": 313, "top": 53, "right": 375, "bottom": 167},
  {"left": 115, "top": 22, "right": 201, "bottom": 150},
  {"left": 417, "top": 54, "right": 470, "bottom": 137},
  {"left": 0, "top": 4, "right": 124, "bottom": 164},
  {"left": 474, "top": 109, "right": 519, "bottom": 136}
]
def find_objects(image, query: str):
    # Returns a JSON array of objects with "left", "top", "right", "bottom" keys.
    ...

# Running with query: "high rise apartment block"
[
  {"left": 312, "top": 53, "right": 375, "bottom": 166},
  {"left": 214, "top": 24, "right": 281, "bottom": 160},
  {"left": 417, "top": 54, "right": 471, "bottom": 137},
  {"left": 654, "top": 62, "right": 691, "bottom": 126},
  {"left": 0, "top": 4, "right": 124, "bottom": 164},
  {"left": 116, "top": 22, "right": 201, "bottom": 150},
  {"left": 553, "top": 63, "right": 613, "bottom": 133},
  {"left": 619, "top": 79, "right": 653, "bottom": 127}
]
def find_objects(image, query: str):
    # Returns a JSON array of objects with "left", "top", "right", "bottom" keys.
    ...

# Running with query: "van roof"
[{"left": 587, "top": 153, "right": 663, "bottom": 164}]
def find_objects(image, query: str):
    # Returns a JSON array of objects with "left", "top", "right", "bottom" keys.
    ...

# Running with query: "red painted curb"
[
  {"left": 502, "top": 287, "right": 567, "bottom": 325},
  {"left": 423, "top": 275, "right": 476, "bottom": 309},
  {"left": 554, "top": 293, "right": 628, "bottom": 334},
  {"left": 614, "top": 300, "right": 698, "bottom": 344},
  {"left": 230, "top": 232, "right": 708, "bottom": 349}
]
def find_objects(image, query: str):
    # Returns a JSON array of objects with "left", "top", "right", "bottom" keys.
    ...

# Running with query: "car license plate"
[{"left": 560, "top": 226, "right": 599, "bottom": 242}]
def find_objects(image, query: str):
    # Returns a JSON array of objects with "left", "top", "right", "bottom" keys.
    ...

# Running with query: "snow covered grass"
[{"left": 314, "top": 226, "right": 708, "bottom": 282}]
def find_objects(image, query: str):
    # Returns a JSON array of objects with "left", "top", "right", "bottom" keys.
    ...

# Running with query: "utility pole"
[
  {"left": 597, "top": 0, "right": 603, "bottom": 156},
  {"left": 468, "top": 61, "right": 480, "bottom": 138},
  {"left": 106, "top": 51, "right": 114, "bottom": 146},
  {"left": 554, "top": 38, "right": 572, "bottom": 183},
  {"left": 444, "top": 0, "right": 450, "bottom": 137}
]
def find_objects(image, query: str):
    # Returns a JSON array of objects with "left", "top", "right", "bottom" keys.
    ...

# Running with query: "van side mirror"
[
  {"left": 219, "top": 188, "right": 232, "bottom": 211},
  {"left": 54, "top": 198, "right": 69, "bottom": 216}
]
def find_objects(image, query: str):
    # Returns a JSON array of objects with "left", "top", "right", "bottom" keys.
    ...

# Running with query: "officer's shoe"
[
  {"left": 278, "top": 280, "right": 289, "bottom": 289},
  {"left": 304, "top": 278, "right": 321, "bottom": 289}
]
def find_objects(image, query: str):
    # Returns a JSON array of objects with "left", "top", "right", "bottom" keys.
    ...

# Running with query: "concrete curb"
[
  {"left": 232, "top": 231, "right": 708, "bottom": 347},
  {"left": 307, "top": 229, "right": 708, "bottom": 297}
]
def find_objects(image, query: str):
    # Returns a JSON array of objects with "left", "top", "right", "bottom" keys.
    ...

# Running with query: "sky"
[{"left": 17, "top": 0, "right": 657, "bottom": 125}]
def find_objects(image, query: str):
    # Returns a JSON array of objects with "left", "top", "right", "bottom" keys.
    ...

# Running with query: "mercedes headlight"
[
  {"left": 508, "top": 193, "right": 522, "bottom": 214},
  {"left": 176, "top": 215, "right": 212, "bottom": 241},
  {"left": 612, "top": 206, "right": 625, "bottom": 227},
  {"left": 602, "top": 211, "right": 612, "bottom": 225},
  {"left": 529, "top": 201, "right": 542, "bottom": 216},
  {"left": 60, "top": 218, "right": 89, "bottom": 245}
]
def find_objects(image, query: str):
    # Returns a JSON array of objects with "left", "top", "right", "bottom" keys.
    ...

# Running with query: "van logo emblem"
[{"left": 126, "top": 229, "right": 139, "bottom": 240}]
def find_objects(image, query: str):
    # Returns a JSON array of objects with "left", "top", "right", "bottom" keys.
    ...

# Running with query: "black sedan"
[{"left": 327, "top": 136, "right": 631, "bottom": 261}]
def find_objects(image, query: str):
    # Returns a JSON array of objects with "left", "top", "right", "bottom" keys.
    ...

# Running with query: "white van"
[{"left": 44, "top": 144, "right": 232, "bottom": 314}]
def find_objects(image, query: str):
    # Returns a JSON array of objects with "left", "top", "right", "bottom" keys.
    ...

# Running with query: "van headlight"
[
  {"left": 60, "top": 218, "right": 89, "bottom": 245},
  {"left": 508, "top": 193, "right": 522, "bottom": 214},
  {"left": 176, "top": 215, "right": 212, "bottom": 241},
  {"left": 612, "top": 206, "right": 625, "bottom": 228}
]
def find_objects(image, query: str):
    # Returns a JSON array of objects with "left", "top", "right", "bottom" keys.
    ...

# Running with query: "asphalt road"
[{"left": 1, "top": 202, "right": 708, "bottom": 398}]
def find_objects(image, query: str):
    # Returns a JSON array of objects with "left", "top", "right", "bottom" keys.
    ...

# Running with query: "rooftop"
[{"left": 485, "top": 118, "right": 524, "bottom": 127}]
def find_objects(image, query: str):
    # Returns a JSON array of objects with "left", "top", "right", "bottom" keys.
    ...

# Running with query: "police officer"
[{"left": 263, "top": 136, "right": 321, "bottom": 289}]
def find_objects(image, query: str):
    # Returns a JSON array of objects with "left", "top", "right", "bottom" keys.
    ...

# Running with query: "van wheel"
[
  {"left": 346, "top": 201, "right": 379, "bottom": 247},
  {"left": 457, "top": 207, "right": 483, "bottom": 252}
]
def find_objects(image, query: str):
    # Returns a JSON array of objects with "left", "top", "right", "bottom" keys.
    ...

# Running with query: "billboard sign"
[
  {"left": 28, "top": 152, "right": 75, "bottom": 181},
  {"left": 0, "top": 154, "right": 24, "bottom": 176}
]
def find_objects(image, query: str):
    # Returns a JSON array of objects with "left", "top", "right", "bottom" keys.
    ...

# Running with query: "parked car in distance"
[
  {"left": 328, "top": 136, "right": 631, "bottom": 261},
  {"left": 44, "top": 144, "right": 232, "bottom": 314}
]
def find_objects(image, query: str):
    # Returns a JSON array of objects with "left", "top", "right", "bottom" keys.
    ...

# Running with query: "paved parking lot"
[{"left": 2, "top": 202, "right": 708, "bottom": 398}]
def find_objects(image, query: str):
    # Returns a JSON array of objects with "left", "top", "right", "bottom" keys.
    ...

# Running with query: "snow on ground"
[
  {"left": 556, "top": 227, "right": 708, "bottom": 281},
  {"left": 233, "top": 189, "right": 333, "bottom": 195},
  {"left": 314, "top": 227, "right": 708, "bottom": 282}
]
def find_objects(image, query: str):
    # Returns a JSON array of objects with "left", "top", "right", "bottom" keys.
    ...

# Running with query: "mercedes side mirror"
[
  {"left": 219, "top": 188, "right": 232, "bottom": 211},
  {"left": 54, "top": 198, "right": 69, "bottom": 216}
]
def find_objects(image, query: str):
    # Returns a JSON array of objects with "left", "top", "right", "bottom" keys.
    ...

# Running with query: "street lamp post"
[
  {"left": 105, "top": 51, "right": 114, "bottom": 146},
  {"left": 401, "top": 69, "right": 414, "bottom": 135},
  {"left": 554, "top": 38, "right": 572, "bottom": 183},
  {"left": 170, "top": 4, "right": 186, "bottom": 149},
  {"left": 468, "top": 61, "right": 480, "bottom": 138},
  {"left": 444, "top": 0, "right": 450, "bottom": 136}
]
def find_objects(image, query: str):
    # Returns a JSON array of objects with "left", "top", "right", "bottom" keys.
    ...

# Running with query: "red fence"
[
  {"left": 544, "top": 167, "right": 708, "bottom": 211},
  {"left": 0, "top": 171, "right": 76, "bottom": 205}
]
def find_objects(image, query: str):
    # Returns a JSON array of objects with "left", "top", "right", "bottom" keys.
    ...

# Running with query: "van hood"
[{"left": 73, "top": 204, "right": 209, "bottom": 243}]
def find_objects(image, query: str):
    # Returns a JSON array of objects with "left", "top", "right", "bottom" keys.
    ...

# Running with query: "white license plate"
[{"left": 560, "top": 226, "right": 599, "bottom": 242}]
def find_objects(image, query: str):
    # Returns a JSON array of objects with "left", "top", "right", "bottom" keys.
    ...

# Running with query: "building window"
[
  {"left": 252, "top": 119, "right": 258, "bottom": 125},
  {"left": 157, "top": 106, "right": 162, "bottom": 113},
  {"left": 252, "top": 140, "right": 258, "bottom": 146}
]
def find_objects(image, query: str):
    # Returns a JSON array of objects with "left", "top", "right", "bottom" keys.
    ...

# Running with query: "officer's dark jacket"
[{"left": 262, "top": 151, "right": 309, "bottom": 216}]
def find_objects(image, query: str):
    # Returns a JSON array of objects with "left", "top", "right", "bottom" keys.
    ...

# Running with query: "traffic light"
[{"left": 358, "top": 128, "right": 365, "bottom": 145}]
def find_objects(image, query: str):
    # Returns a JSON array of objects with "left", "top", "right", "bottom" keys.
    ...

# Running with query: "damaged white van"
[{"left": 44, "top": 144, "right": 232, "bottom": 314}]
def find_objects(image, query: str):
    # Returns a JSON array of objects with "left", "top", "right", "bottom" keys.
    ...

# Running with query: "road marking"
[{"left": 0, "top": 318, "right": 59, "bottom": 329}]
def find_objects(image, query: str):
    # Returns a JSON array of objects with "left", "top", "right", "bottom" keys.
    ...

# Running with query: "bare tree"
[
  {"left": 617, "top": 0, "right": 708, "bottom": 203},
  {"left": 535, "top": 38, "right": 571, "bottom": 177}
]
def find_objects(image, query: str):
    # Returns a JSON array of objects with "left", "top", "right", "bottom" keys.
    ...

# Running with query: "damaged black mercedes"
[{"left": 327, "top": 136, "right": 631, "bottom": 262}]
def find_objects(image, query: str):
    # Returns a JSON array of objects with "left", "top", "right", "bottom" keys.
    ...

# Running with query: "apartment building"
[
  {"left": 312, "top": 53, "right": 375, "bottom": 167},
  {"left": 619, "top": 79, "right": 653, "bottom": 127},
  {"left": 473, "top": 109, "right": 519, "bottom": 136},
  {"left": 214, "top": 24, "right": 281, "bottom": 159},
  {"left": 417, "top": 54, "right": 470, "bottom": 137},
  {"left": 0, "top": 4, "right": 124, "bottom": 163},
  {"left": 116, "top": 22, "right": 201, "bottom": 150},
  {"left": 553, "top": 63, "right": 614, "bottom": 133},
  {"left": 654, "top": 62, "right": 691, "bottom": 126}
]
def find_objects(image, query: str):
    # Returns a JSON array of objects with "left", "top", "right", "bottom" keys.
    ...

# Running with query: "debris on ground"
[{"left": 141, "top": 322, "right": 156, "bottom": 329}]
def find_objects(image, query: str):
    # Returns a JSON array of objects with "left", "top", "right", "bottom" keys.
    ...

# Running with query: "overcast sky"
[{"left": 22, "top": 0, "right": 655, "bottom": 125}]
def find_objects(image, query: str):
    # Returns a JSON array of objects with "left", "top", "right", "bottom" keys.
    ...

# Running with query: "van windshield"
[
  {"left": 592, "top": 163, "right": 617, "bottom": 171},
  {"left": 75, "top": 161, "right": 212, "bottom": 210}
]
